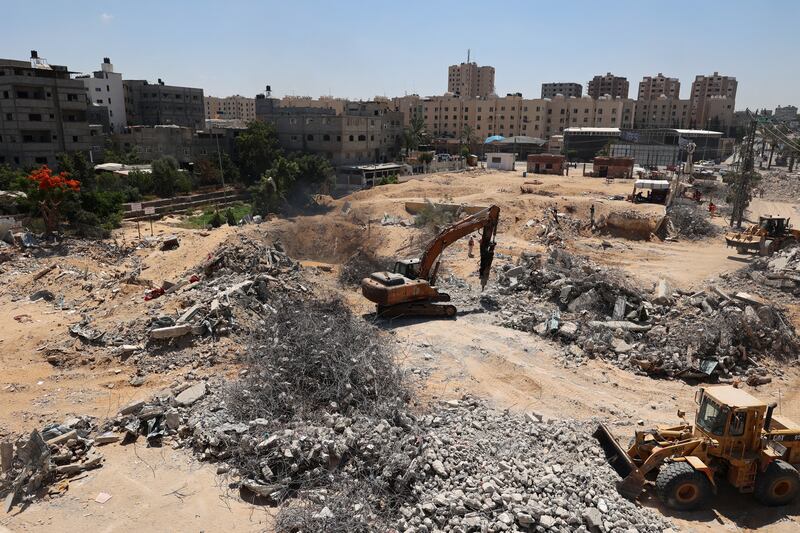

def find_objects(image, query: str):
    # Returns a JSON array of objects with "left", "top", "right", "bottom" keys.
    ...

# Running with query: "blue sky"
[{"left": 2, "top": 0, "right": 797, "bottom": 110}]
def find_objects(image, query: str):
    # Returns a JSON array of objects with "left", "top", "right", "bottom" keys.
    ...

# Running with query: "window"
[
  {"left": 5, "top": 113, "right": 11, "bottom": 120},
  {"left": 349, "top": 135, "right": 354, "bottom": 141},
  {"left": 729, "top": 411, "right": 747, "bottom": 436},
  {"left": 2, "top": 91, "right": 7, "bottom": 99},
  {"left": 323, "top": 134, "right": 330, "bottom": 141},
  {"left": 35, "top": 157, "right": 47, "bottom": 164},
  {"left": 336, "top": 135, "right": 341, "bottom": 142},
  {"left": 28, "top": 113, "right": 42, "bottom": 121},
  {"left": 696, "top": 397, "right": 729, "bottom": 436},
  {"left": 358, "top": 134, "right": 366, "bottom": 141},
  {"left": 72, "top": 136, "right": 78, "bottom": 142},
  {"left": 307, "top": 134, "right": 314, "bottom": 141},
  {"left": 96, "top": 99, "right": 103, "bottom": 104},
  {"left": 290, "top": 135, "right": 299, "bottom": 142}
]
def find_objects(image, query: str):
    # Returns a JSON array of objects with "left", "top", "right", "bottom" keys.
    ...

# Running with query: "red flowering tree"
[{"left": 26, "top": 165, "right": 80, "bottom": 233}]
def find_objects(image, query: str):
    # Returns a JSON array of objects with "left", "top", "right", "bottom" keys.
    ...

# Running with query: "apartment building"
[
  {"left": 0, "top": 51, "right": 91, "bottom": 167},
  {"left": 124, "top": 79, "right": 204, "bottom": 129},
  {"left": 637, "top": 73, "right": 680, "bottom": 100},
  {"left": 109, "top": 125, "right": 240, "bottom": 166},
  {"left": 689, "top": 72, "right": 737, "bottom": 130},
  {"left": 541, "top": 82, "right": 582, "bottom": 99},
  {"left": 774, "top": 105, "right": 798, "bottom": 123},
  {"left": 447, "top": 62, "right": 495, "bottom": 98},
  {"left": 255, "top": 96, "right": 403, "bottom": 166},
  {"left": 77, "top": 57, "right": 126, "bottom": 133},
  {"left": 204, "top": 94, "right": 256, "bottom": 122},
  {"left": 587, "top": 73, "right": 629, "bottom": 99},
  {"left": 418, "top": 94, "right": 635, "bottom": 141},
  {"left": 634, "top": 96, "right": 691, "bottom": 129},
  {"left": 280, "top": 95, "right": 348, "bottom": 115}
]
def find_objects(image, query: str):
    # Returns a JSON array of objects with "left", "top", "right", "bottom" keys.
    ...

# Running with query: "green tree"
[
  {"left": 151, "top": 156, "right": 181, "bottom": 198},
  {"left": 460, "top": 124, "right": 476, "bottom": 153},
  {"left": 57, "top": 152, "right": 96, "bottom": 190},
  {"left": 194, "top": 158, "right": 221, "bottom": 186},
  {"left": 235, "top": 121, "right": 281, "bottom": 183},
  {"left": 250, "top": 157, "right": 300, "bottom": 215}
]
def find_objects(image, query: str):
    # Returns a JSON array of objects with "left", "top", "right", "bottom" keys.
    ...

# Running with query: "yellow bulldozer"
[
  {"left": 725, "top": 215, "right": 800, "bottom": 255},
  {"left": 595, "top": 385, "right": 800, "bottom": 510}
]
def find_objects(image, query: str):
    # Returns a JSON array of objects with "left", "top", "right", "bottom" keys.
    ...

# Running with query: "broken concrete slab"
[
  {"left": 175, "top": 382, "right": 207, "bottom": 407},
  {"left": 46, "top": 429, "right": 77, "bottom": 446},
  {"left": 94, "top": 432, "right": 120, "bottom": 445},
  {"left": 150, "top": 324, "right": 192, "bottom": 340},
  {"left": 177, "top": 304, "right": 203, "bottom": 324},
  {"left": 734, "top": 292, "right": 767, "bottom": 308},
  {"left": 652, "top": 278, "right": 673, "bottom": 305},
  {"left": 118, "top": 400, "right": 145, "bottom": 416},
  {"left": 588, "top": 320, "right": 652, "bottom": 332}
]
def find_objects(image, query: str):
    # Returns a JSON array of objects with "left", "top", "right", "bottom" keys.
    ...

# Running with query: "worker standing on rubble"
[
  {"left": 590, "top": 204, "right": 596, "bottom": 229},
  {"left": 468, "top": 236, "right": 475, "bottom": 258}
]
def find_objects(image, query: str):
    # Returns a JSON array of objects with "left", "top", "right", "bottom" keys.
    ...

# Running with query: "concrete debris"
[
  {"left": 1, "top": 417, "right": 105, "bottom": 513},
  {"left": 488, "top": 248, "right": 798, "bottom": 381},
  {"left": 175, "top": 382, "right": 207, "bottom": 407}
]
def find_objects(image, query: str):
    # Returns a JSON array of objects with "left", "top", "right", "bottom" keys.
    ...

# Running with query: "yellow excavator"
[{"left": 361, "top": 205, "right": 500, "bottom": 318}]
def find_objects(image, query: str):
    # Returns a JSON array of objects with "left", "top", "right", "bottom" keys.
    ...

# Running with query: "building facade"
[
  {"left": 447, "top": 62, "right": 495, "bottom": 98},
  {"left": 124, "top": 79, "right": 204, "bottom": 129},
  {"left": 637, "top": 73, "right": 680, "bottom": 100},
  {"left": 255, "top": 96, "right": 403, "bottom": 166},
  {"left": 773, "top": 105, "right": 798, "bottom": 123},
  {"left": 587, "top": 73, "right": 629, "bottom": 99},
  {"left": 204, "top": 94, "right": 256, "bottom": 122},
  {"left": 0, "top": 52, "right": 91, "bottom": 167},
  {"left": 77, "top": 57, "right": 126, "bottom": 133},
  {"left": 689, "top": 72, "right": 737, "bottom": 131},
  {"left": 109, "top": 125, "right": 240, "bottom": 166},
  {"left": 541, "top": 82, "right": 582, "bottom": 99},
  {"left": 415, "top": 93, "right": 635, "bottom": 141},
  {"left": 634, "top": 96, "right": 691, "bottom": 129}
]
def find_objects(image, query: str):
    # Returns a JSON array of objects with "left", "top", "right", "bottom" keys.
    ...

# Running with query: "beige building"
[
  {"left": 447, "top": 62, "right": 495, "bottom": 98},
  {"left": 541, "top": 82, "right": 582, "bottom": 99},
  {"left": 587, "top": 72, "right": 629, "bottom": 99},
  {"left": 204, "top": 94, "right": 256, "bottom": 122},
  {"left": 279, "top": 95, "right": 348, "bottom": 115},
  {"left": 638, "top": 73, "right": 680, "bottom": 100},
  {"left": 634, "top": 96, "right": 691, "bottom": 129},
  {"left": 690, "top": 72, "right": 737, "bottom": 130},
  {"left": 414, "top": 93, "right": 635, "bottom": 141}
]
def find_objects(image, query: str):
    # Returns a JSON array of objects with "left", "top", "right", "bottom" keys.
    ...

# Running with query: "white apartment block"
[{"left": 78, "top": 57, "right": 126, "bottom": 133}]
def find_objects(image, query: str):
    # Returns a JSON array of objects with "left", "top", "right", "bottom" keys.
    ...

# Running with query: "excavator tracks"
[{"left": 377, "top": 302, "right": 457, "bottom": 319}]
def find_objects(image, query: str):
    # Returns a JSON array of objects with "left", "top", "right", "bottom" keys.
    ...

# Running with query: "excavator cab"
[{"left": 392, "top": 258, "right": 420, "bottom": 279}]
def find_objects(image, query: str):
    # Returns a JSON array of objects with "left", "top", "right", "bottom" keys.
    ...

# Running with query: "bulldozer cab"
[
  {"left": 759, "top": 216, "right": 790, "bottom": 238},
  {"left": 694, "top": 386, "right": 767, "bottom": 456},
  {"left": 393, "top": 258, "right": 420, "bottom": 279}
]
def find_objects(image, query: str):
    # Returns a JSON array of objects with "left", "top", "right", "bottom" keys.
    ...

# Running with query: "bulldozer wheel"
[
  {"left": 656, "top": 462, "right": 712, "bottom": 511},
  {"left": 754, "top": 460, "right": 800, "bottom": 506}
]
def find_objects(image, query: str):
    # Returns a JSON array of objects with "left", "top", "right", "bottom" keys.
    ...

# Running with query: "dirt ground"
[{"left": 2, "top": 168, "right": 799, "bottom": 532}]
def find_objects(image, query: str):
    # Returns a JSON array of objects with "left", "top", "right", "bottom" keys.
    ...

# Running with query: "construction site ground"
[{"left": 1, "top": 168, "right": 798, "bottom": 532}]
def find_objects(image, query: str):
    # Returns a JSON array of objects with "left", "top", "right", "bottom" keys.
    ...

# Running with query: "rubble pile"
[
  {"left": 741, "top": 245, "right": 800, "bottom": 297},
  {"left": 338, "top": 249, "right": 393, "bottom": 286},
  {"left": 757, "top": 168, "right": 800, "bottom": 202},
  {"left": 665, "top": 203, "right": 719, "bottom": 240},
  {"left": 488, "top": 248, "right": 799, "bottom": 381},
  {"left": 0, "top": 417, "right": 107, "bottom": 513}
]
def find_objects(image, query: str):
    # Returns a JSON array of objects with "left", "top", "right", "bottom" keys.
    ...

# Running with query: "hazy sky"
[{"left": 2, "top": 0, "right": 797, "bottom": 110}]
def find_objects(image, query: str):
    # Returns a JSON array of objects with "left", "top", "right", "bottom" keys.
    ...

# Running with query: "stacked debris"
[
  {"left": 338, "top": 249, "right": 393, "bottom": 286},
  {"left": 756, "top": 168, "right": 800, "bottom": 202},
  {"left": 489, "top": 248, "right": 798, "bottom": 381},
  {"left": 664, "top": 202, "right": 720, "bottom": 240},
  {"left": 742, "top": 245, "right": 800, "bottom": 296},
  {"left": 1, "top": 417, "right": 106, "bottom": 513}
]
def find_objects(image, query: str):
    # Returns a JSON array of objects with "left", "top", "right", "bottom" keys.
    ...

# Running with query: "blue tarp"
[{"left": 484, "top": 135, "right": 505, "bottom": 144}]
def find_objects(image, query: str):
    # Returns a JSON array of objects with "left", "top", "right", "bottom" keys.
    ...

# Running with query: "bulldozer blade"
[{"left": 593, "top": 423, "right": 645, "bottom": 500}]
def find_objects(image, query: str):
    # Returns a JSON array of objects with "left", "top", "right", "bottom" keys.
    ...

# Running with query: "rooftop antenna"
[{"left": 467, "top": 49, "right": 470, "bottom": 63}]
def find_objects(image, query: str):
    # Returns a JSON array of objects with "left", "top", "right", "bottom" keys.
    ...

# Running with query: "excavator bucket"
[{"left": 593, "top": 424, "right": 646, "bottom": 499}]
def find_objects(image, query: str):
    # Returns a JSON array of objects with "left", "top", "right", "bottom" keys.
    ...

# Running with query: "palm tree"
[
  {"left": 403, "top": 115, "right": 426, "bottom": 157},
  {"left": 459, "top": 124, "right": 476, "bottom": 156}
]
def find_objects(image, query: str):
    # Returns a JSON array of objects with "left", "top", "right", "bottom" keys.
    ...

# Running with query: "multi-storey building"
[
  {"left": 416, "top": 94, "right": 635, "bottom": 140},
  {"left": 204, "top": 94, "right": 256, "bottom": 122},
  {"left": 280, "top": 95, "right": 348, "bottom": 114},
  {"left": 109, "top": 125, "right": 240, "bottom": 166},
  {"left": 124, "top": 79, "right": 204, "bottom": 129},
  {"left": 255, "top": 96, "right": 403, "bottom": 166},
  {"left": 77, "top": 57, "right": 126, "bottom": 133},
  {"left": 634, "top": 96, "right": 691, "bottom": 129},
  {"left": 637, "top": 73, "right": 680, "bottom": 100},
  {"left": 447, "top": 62, "right": 495, "bottom": 98},
  {"left": 774, "top": 105, "right": 798, "bottom": 123},
  {"left": 541, "top": 82, "right": 582, "bottom": 99},
  {"left": 587, "top": 73, "right": 629, "bottom": 99},
  {"left": 0, "top": 51, "right": 91, "bottom": 167},
  {"left": 689, "top": 72, "right": 737, "bottom": 130}
]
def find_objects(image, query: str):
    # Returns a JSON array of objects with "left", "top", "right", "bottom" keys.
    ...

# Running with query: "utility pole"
[{"left": 730, "top": 114, "right": 757, "bottom": 228}]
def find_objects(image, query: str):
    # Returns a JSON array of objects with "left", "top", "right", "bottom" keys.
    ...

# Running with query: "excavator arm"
[{"left": 417, "top": 205, "right": 500, "bottom": 288}]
